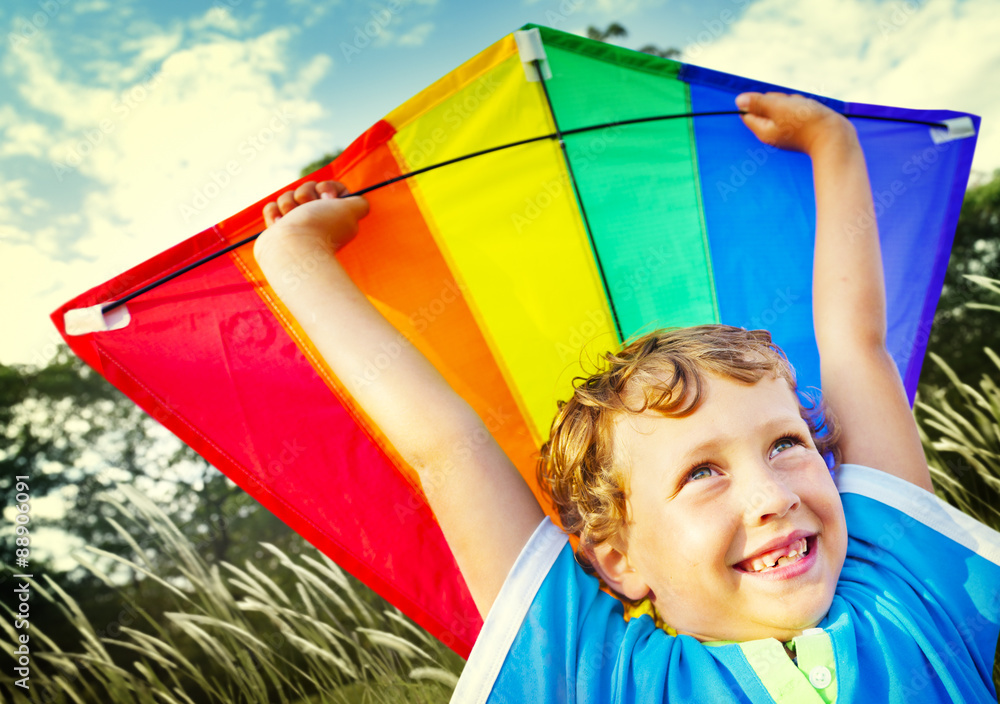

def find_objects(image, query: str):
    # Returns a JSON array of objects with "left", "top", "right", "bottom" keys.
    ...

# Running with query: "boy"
[{"left": 255, "top": 93, "right": 1000, "bottom": 701}]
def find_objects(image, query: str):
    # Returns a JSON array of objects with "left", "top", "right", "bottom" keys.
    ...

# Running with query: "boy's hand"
[
  {"left": 258, "top": 180, "right": 369, "bottom": 257},
  {"left": 736, "top": 92, "right": 853, "bottom": 157}
]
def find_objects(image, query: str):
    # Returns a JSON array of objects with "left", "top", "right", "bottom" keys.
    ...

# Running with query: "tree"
[
  {"left": 638, "top": 44, "right": 681, "bottom": 59},
  {"left": 586, "top": 22, "right": 627, "bottom": 42},
  {"left": 1, "top": 350, "right": 295, "bottom": 584},
  {"left": 0, "top": 347, "right": 303, "bottom": 677},
  {"left": 920, "top": 170, "right": 1000, "bottom": 389},
  {"left": 300, "top": 150, "right": 343, "bottom": 178},
  {"left": 586, "top": 22, "right": 680, "bottom": 59}
]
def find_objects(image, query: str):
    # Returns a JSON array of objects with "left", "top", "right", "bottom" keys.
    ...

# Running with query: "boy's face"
[{"left": 612, "top": 373, "right": 846, "bottom": 643}]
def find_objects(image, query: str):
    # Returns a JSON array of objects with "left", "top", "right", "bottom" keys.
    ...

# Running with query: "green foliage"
[
  {"left": 0, "top": 485, "right": 461, "bottom": 703},
  {"left": 585, "top": 22, "right": 680, "bottom": 59},
  {"left": 919, "top": 347, "right": 1000, "bottom": 531},
  {"left": 0, "top": 348, "right": 305, "bottom": 680},
  {"left": 922, "top": 170, "right": 1000, "bottom": 388},
  {"left": 586, "top": 22, "right": 627, "bottom": 42},
  {"left": 4, "top": 157, "right": 995, "bottom": 704},
  {"left": 300, "top": 152, "right": 343, "bottom": 179},
  {"left": 0, "top": 349, "right": 295, "bottom": 574},
  {"left": 915, "top": 274, "right": 1000, "bottom": 692}
]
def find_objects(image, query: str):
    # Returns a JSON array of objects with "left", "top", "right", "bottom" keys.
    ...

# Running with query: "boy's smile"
[{"left": 607, "top": 373, "right": 847, "bottom": 644}]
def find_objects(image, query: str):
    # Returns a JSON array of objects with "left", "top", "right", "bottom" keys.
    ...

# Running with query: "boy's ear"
[{"left": 586, "top": 541, "right": 651, "bottom": 602}]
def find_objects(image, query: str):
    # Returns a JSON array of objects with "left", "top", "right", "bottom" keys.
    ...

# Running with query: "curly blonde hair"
[{"left": 536, "top": 325, "right": 840, "bottom": 574}]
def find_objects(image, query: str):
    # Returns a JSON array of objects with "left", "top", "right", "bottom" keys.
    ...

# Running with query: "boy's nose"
[{"left": 741, "top": 462, "right": 800, "bottom": 523}]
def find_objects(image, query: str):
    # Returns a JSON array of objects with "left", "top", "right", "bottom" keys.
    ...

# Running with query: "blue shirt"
[{"left": 451, "top": 465, "right": 1000, "bottom": 703}]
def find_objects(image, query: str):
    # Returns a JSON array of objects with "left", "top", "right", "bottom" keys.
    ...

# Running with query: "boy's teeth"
[{"left": 741, "top": 538, "right": 809, "bottom": 573}]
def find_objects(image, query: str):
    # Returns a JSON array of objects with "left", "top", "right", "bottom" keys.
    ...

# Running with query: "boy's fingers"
[
  {"left": 276, "top": 191, "right": 298, "bottom": 215},
  {"left": 294, "top": 181, "right": 319, "bottom": 204},
  {"left": 316, "top": 180, "right": 349, "bottom": 199},
  {"left": 262, "top": 180, "right": 358, "bottom": 227},
  {"left": 740, "top": 112, "right": 773, "bottom": 138},
  {"left": 263, "top": 202, "right": 280, "bottom": 227},
  {"left": 735, "top": 91, "right": 763, "bottom": 114}
]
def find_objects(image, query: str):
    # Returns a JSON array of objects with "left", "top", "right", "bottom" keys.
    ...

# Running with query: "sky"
[{"left": 2, "top": 0, "right": 999, "bottom": 368}]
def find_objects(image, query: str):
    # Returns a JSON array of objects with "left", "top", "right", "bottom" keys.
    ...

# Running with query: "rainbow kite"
[{"left": 54, "top": 25, "right": 978, "bottom": 657}]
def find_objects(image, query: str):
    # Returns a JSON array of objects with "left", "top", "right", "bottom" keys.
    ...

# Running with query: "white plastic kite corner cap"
[
  {"left": 63, "top": 303, "right": 131, "bottom": 336},
  {"left": 930, "top": 116, "right": 976, "bottom": 144},
  {"left": 514, "top": 28, "right": 552, "bottom": 82}
]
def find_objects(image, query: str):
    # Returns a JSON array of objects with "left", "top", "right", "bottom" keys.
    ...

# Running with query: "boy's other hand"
[
  {"left": 257, "top": 180, "right": 369, "bottom": 258},
  {"left": 736, "top": 92, "right": 854, "bottom": 157}
]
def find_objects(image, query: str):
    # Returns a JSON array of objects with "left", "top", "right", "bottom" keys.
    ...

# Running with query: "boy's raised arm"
[
  {"left": 737, "top": 93, "right": 933, "bottom": 491},
  {"left": 254, "top": 181, "right": 544, "bottom": 616}
]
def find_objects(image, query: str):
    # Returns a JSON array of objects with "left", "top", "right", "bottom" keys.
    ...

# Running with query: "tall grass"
[
  {"left": 3, "top": 277, "right": 998, "bottom": 702},
  {"left": 918, "top": 276, "right": 1000, "bottom": 532},
  {"left": 916, "top": 275, "right": 1000, "bottom": 693},
  {"left": 0, "top": 483, "right": 462, "bottom": 703}
]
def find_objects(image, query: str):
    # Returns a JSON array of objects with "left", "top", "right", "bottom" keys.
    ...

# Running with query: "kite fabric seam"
[
  {"left": 381, "top": 137, "right": 546, "bottom": 448},
  {"left": 531, "top": 56, "right": 624, "bottom": 343},
  {"left": 95, "top": 110, "right": 950, "bottom": 317}
]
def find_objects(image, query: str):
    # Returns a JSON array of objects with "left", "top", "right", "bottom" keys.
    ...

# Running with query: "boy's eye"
[
  {"left": 688, "top": 465, "right": 715, "bottom": 482},
  {"left": 769, "top": 436, "right": 802, "bottom": 458}
]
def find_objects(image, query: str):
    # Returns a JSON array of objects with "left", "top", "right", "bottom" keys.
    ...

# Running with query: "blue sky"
[{"left": 2, "top": 0, "right": 999, "bottom": 366}]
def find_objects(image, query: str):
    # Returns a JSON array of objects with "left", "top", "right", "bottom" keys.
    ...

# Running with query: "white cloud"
[
  {"left": 395, "top": 20, "right": 434, "bottom": 46},
  {"left": 73, "top": 0, "right": 113, "bottom": 13},
  {"left": 684, "top": 0, "right": 1000, "bottom": 175},
  {"left": 589, "top": 0, "right": 668, "bottom": 15},
  {"left": 0, "top": 17, "right": 337, "bottom": 365},
  {"left": 0, "top": 178, "right": 37, "bottom": 213},
  {"left": 523, "top": 0, "right": 666, "bottom": 12},
  {"left": 0, "top": 120, "right": 54, "bottom": 158},
  {"left": 4, "top": 34, "right": 116, "bottom": 132},
  {"left": 284, "top": 52, "right": 335, "bottom": 97},
  {"left": 188, "top": 6, "right": 257, "bottom": 35},
  {"left": 0, "top": 238, "right": 87, "bottom": 366},
  {"left": 349, "top": 1, "right": 440, "bottom": 49},
  {"left": 119, "top": 27, "right": 185, "bottom": 71},
  {"left": 64, "top": 27, "right": 333, "bottom": 264},
  {"left": 286, "top": 0, "right": 339, "bottom": 28}
]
